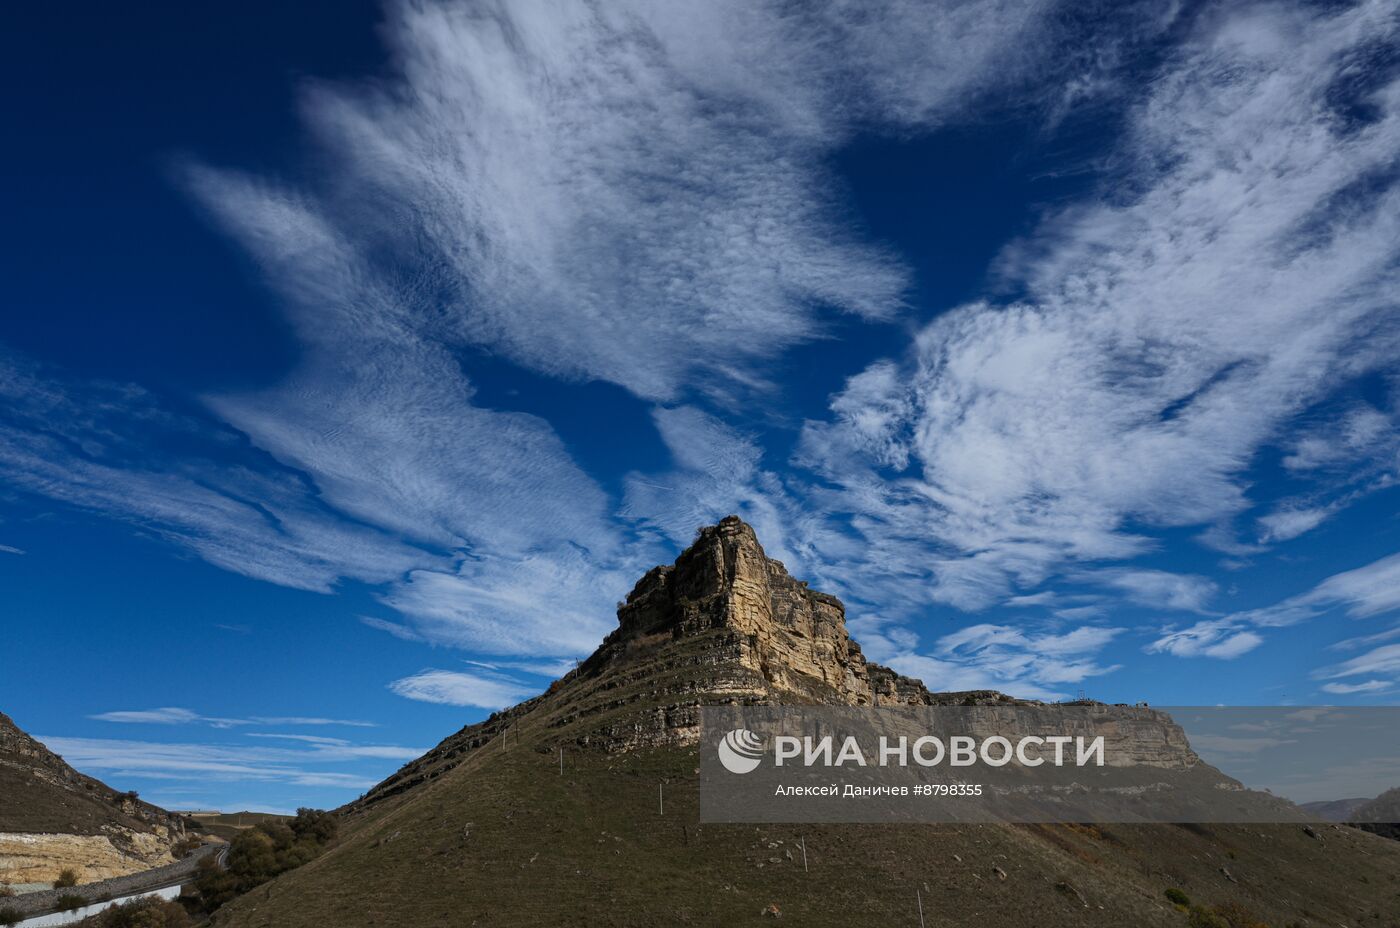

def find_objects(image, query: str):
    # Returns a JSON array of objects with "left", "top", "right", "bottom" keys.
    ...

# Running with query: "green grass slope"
[{"left": 209, "top": 724, "right": 1400, "bottom": 928}]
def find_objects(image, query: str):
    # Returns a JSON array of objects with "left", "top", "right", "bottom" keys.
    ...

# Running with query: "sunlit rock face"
[
  {"left": 0, "top": 831, "right": 174, "bottom": 885},
  {"left": 615, "top": 515, "right": 883, "bottom": 706}
]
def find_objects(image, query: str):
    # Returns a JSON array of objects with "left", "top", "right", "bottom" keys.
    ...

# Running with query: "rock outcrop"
[
  {"left": 0, "top": 710, "right": 184, "bottom": 886},
  {"left": 348, "top": 517, "right": 1201, "bottom": 812},
  {"left": 0, "top": 831, "right": 176, "bottom": 885}
]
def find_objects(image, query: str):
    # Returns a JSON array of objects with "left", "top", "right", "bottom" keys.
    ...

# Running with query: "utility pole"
[
  {"left": 800, "top": 835, "right": 808, "bottom": 872},
  {"left": 917, "top": 888, "right": 926, "bottom": 928},
  {"left": 658, "top": 783, "right": 664, "bottom": 816},
  {"left": 559, "top": 746, "right": 563, "bottom": 775}
]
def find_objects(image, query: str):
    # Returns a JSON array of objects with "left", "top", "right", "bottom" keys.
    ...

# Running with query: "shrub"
[
  {"left": 172, "top": 835, "right": 204, "bottom": 858},
  {"left": 193, "top": 808, "right": 338, "bottom": 912},
  {"left": 57, "top": 893, "right": 86, "bottom": 911},
  {"left": 54, "top": 868, "right": 80, "bottom": 888},
  {"left": 85, "top": 896, "right": 193, "bottom": 927},
  {"left": 0, "top": 905, "right": 20, "bottom": 927},
  {"left": 1165, "top": 887, "right": 1191, "bottom": 906},
  {"left": 0, "top": 885, "right": 13, "bottom": 898}
]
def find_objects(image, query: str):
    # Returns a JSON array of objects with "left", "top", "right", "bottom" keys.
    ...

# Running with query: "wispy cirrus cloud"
[
  {"left": 387, "top": 668, "right": 538, "bottom": 709},
  {"left": 1151, "top": 549, "right": 1400, "bottom": 665},
  {"left": 90, "top": 707, "right": 376, "bottom": 728},
  {"left": 794, "top": 0, "right": 1400, "bottom": 622},
  {"left": 0, "top": 351, "right": 437, "bottom": 594},
  {"left": 1147, "top": 620, "right": 1265, "bottom": 661},
  {"left": 1087, "top": 569, "right": 1218, "bottom": 614},
  {"left": 184, "top": 0, "right": 1110, "bottom": 407},
  {"left": 1231, "top": 551, "right": 1400, "bottom": 629},
  {"left": 1319, "top": 679, "right": 1393, "bottom": 695},
  {"left": 877, "top": 623, "right": 1124, "bottom": 702},
  {"left": 1315, "top": 644, "right": 1400, "bottom": 685},
  {"left": 37, "top": 734, "right": 424, "bottom": 791}
]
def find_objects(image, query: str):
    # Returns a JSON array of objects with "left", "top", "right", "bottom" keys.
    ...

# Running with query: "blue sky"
[{"left": 4, "top": 0, "right": 1400, "bottom": 812}]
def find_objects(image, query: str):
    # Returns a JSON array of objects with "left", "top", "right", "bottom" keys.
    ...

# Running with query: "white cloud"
[
  {"left": 381, "top": 546, "right": 630, "bottom": 657},
  {"left": 1089, "top": 569, "right": 1218, "bottom": 613},
  {"left": 0, "top": 543, "right": 24, "bottom": 555},
  {"left": 1232, "top": 551, "right": 1400, "bottom": 631},
  {"left": 1316, "top": 643, "right": 1400, "bottom": 681},
  {"left": 1284, "top": 404, "right": 1396, "bottom": 472},
  {"left": 0, "top": 0, "right": 1190, "bottom": 681},
  {"left": 91, "top": 708, "right": 202, "bottom": 725},
  {"left": 90, "top": 707, "right": 376, "bottom": 728},
  {"left": 796, "top": 0, "right": 1400, "bottom": 614},
  {"left": 184, "top": 0, "right": 1097, "bottom": 407},
  {"left": 36, "top": 735, "right": 421, "bottom": 790},
  {"left": 1147, "top": 620, "right": 1264, "bottom": 660},
  {"left": 1329, "top": 622, "right": 1400, "bottom": 652},
  {"left": 1319, "top": 679, "right": 1392, "bottom": 695},
  {"left": 186, "top": 172, "right": 618, "bottom": 561},
  {"left": 1256, "top": 505, "right": 1338, "bottom": 544},
  {"left": 874, "top": 622, "right": 1124, "bottom": 701},
  {"left": 388, "top": 669, "right": 538, "bottom": 709},
  {"left": 0, "top": 352, "right": 438, "bottom": 595}
]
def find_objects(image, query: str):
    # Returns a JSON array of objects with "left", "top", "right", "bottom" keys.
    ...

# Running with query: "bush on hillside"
[
  {"left": 75, "top": 896, "right": 193, "bottom": 927},
  {"left": 1165, "top": 887, "right": 1191, "bottom": 906},
  {"left": 171, "top": 835, "right": 204, "bottom": 858},
  {"left": 57, "top": 893, "right": 86, "bottom": 911},
  {"left": 0, "top": 905, "right": 20, "bottom": 927},
  {"left": 193, "top": 808, "right": 338, "bottom": 911},
  {"left": 54, "top": 868, "right": 80, "bottom": 888}
]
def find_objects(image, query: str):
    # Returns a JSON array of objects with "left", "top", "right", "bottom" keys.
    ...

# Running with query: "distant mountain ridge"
[
  {"left": 1349, "top": 787, "right": 1400, "bottom": 841},
  {"left": 1299, "top": 796, "right": 1372, "bottom": 822}
]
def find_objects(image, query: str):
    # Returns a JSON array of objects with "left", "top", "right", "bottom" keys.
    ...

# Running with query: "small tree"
[{"left": 54, "top": 868, "right": 79, "bottom": 888}]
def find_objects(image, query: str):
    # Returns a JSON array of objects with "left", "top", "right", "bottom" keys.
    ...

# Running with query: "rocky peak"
[
  {"left": 349, "top": 518, "right": 1197, "bottom": 811},
  {"left": 612, "top": 516, "right": 953, "bottom": 707}
]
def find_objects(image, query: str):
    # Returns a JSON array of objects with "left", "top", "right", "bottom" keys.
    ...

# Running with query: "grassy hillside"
[
  {"left": 186, "top": 812, "right": 291, "bottom": 843},
  {"left": 0, "top": 710, "right": 176, "bottom": 836},
  {"left": 207, "top": 520, "right": 1400, "bottom": 927},
  {"left": 209, "top": 726, "right": 1400, "bottom": 928}
]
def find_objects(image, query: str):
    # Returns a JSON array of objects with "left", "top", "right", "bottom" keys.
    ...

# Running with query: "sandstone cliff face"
[
  {"left": 608, "top": 517, "right": 1050, "bottom": 712},
  {"left": 616, "top": 517, "right": 876, "bottom": 704},
  {"left": 0, "top": 831, "right": 176, "bottom": 885},
  {"left": 349, "top": 517, "right": 1199, "bottom": 813}
]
